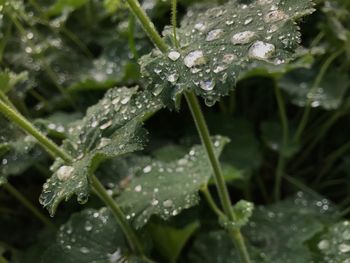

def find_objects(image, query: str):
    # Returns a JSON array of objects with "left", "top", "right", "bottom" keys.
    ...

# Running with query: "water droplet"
[
  {"left": 108, "top": 248, "right": 122, "bottom": 263},
  {"left": 163, "top": 200, "right": 173, "bottom": 207},
  {"left": 222, "top": 53, "right": 237, "bottom": 64},
  {"left": 84, "top": 221, "right": 93, "bottom": 232},
  {"left": 264, "top": 10, "right": 287, "bottom": 23},
  {"left": 184, "top": 50, "right": 206, "bottom": 68},
  {"left": 339, "top": 243, "right": 350, "bottom": 253},
  {"left": 97, "top": 138, "right": 111, "bottom": 149},
  {"left": 343, "top": 230, "right": 350, "bottom": 240},
  {"left": 200, "top": 80, "right": 215, "bottom": 91},
  {"left": 318, "top": 240, "right": 330, "bottom": 250},
  {"left": 244, "top": 17, "right": 253, "bottom": 25},
  {"left": 121, "top": 96, "right": 131, "bottom": 105},
  {"left": 57, "top": 166, "right": 74, "bottom": 181},
  {"left": 248, "top": 41, "right": 275, "bottom": 60},
  {"left": 194, "top": 22, "right": 206, "bottom": 32},
  {"left": 206, "top": 29, "right": 223, "bottom": 41},
  {"left": 167, "top": 73, "right": 179, "bottom": 83},
  {"left": 151, "top": 199, "right": 159, "bottom": 206},
  {"left": 168, "top": 51, "right": 181, "bottom": 61},
  {"left": 204, "top": 97, "right": 216, "bottom": 107},
  {"left": 100, "top": 120, "right": 112, "bottom": 130},
  {"left": 80, "top": 247, "right": 90, "bottom": 254},
  {"left": 213, "top": 65, "right": 227, "bottom": 73},
  {"left": 134, "top": 185, "right": 142, "bottom": 192},
  {"left": 231, "top": 31, "right": 256, "bottom": 45},
  {"left": 152, "top": 84, "right": 164, "bottom": 96},
  {"left": 143, "top": 165, "right": 152, "bottom": 173}
]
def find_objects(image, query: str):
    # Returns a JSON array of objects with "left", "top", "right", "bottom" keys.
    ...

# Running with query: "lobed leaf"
[
  {"left": 279, "top": 68, "right": 349, "bottom": 110},
  {"left": 117, "top": 136, "right": 230, "bottom": 228},
  {"left": 39, "top": 87, "right": 163, "bottom": 215},
  {"left": 41, "top": 207, "right": 135, "bottom": 263},
  {"left": 140, "top": 0, "right": 315, "bottom": 108},
  {"left": 189, "top": 191, "right": 338, "bottom": 262}
]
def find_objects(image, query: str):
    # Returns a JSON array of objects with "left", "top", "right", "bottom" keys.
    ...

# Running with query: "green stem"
[
  {"left": 201, "top": 185, "right": 225, "bottom": 217},
  {"left": 185, "top": 92, "right": 251, "bottom": 263},
  {"left": 123, "top": 1, "right": 250, "bottom": 261},
  {"left": 171, "top": 0, "right": 180, "bottom": 48},
  {"left": 125, "top": 0, "right": 168, "bottom": 53},
  {"left": 273, "top": 84, "right": 289, "bottom": 201},
  {"left": 293, "top": 48, "right": 344, "bottom": 143},
  {"left": 128, "top": 14, "right": 139, "bottom": 59},
  {"left": 0, "top": 91, "right": 16, "bottom": 110},
  {"left": 2, "top": 183, "right": 55, "bottom": 228},
  {"left": 90, "top": 175, "right": 143, "bottom": 255},
  {"left": 0, "top": 99, "right": 71, "bottom": 162}
]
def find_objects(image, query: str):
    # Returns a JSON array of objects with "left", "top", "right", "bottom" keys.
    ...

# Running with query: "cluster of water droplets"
[
  {"left": 53, "top": 208, "right": 126, "bottom": 262},
  {"left": 316, "top": 221, "right": 350, "bottom": 262},
  {"left": 141, "top": 0, "right": 308, "bottom": 107},
  {"left": 118, "top": 136, "right": 227, "bottom": 228}
]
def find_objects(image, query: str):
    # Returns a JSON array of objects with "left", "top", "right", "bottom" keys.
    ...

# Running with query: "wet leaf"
[
  {"left": 39, "top": 87, "right": 163, "bottom": 215},
  {"left": 261, "top": 121, "right": 299, "bottom": 157},
  {"left": 0, "top": 70, "right": 28, "bottom": 94},
  {"left": 140, "top": 0, "right": 315, "bottom": 108},
  {"left": 279, "top": 68, "right": 349, "bottom": 110},
  {"left": 117, "top": 136, "right": 229, "bottom": 228},
  {"left": 0, "top": 117, "right": 45, "bottom": 185},
  {"left": 189, "top": 192, "right": 338, "bottom": 262},
  {"left": 41, "top": 207, "right": 134, "bottom": 263},
  {"left": 311, "top": 221, "right": 350, "bottom": 262},
  {"left": 46, "top": 0, "right": 88, "bottom": 17}
]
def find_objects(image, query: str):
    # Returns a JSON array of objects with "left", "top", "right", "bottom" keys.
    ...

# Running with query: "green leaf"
[
  {"left": 39, "top": 87, "right": 163, "bottom": 215},
  {"left": 41, "top": 207, "right": 137, "bottom": 263},
  {"left": 117, "top": 136, "right": 229, "bottom": 228},
  {"left": 0, "top": 117, "right": 45, "bottom": 185},
  {"left": 261, "top": 121, "right": 299, "bottom": 157},
  {"left": 0, "top": 70, "right": 28, "bottom": 94},
  {"left": 189, "top": 192, "right": 338, "bottom": 262},
  {"left": 148, "top": 221, "right": 200, "bottom": 263},
  {"left": 140, "top": 0, "right": 315, "bottom": 107},
  {"left": 279, "top": 68, "right": 349, "bottom": 110},
  {"left": 46, "top": 0, "right": 88, "bottom": 17},
  {"left": 103, "top": 0, "right": 123, "bottom": 14},
  {"left": 311, "top": 221, "right": 350, "bottom": 262},
  {"left": 208, "top": 116, "right": 261, "bottom": 174}
]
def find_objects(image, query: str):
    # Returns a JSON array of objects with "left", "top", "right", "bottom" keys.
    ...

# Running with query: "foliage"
[{"left": 1, "top": 0, "right": 350, "bottom": 262}]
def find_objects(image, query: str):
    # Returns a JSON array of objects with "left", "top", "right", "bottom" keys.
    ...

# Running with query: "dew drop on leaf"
[
  {"left": 143, "top": 165, "right": 152, "bottom": 173},
  {"left": 248, "top": 41, "right": 275, "bottom": 60},
  {"left": 206, "top": 29, "right": 224, "bottom": 42},
  {"left": 168, "top": 51, "right": 181, "bottom": 61},
  {"left": 318, "top": 240, "right": 330, "bottom": 250},
  {"left": 184, "top": 50, "right": 206, "bottom": 68},
  {"left": 163, "top": 199, "right": 173, "bottom": 207},
  {"left": 231, "top": 31, "right": 255, "bottom": 45},
  {"left": 57, "top": 166, "right": 74, "bottom": 181},
  {"left": 264, "top": 10, "right": 287, "bottom": 23},
  {"left": 200, "top": 80, "right": 215, "bottom": 91}
]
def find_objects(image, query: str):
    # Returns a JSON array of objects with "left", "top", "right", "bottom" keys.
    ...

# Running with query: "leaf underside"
[
  {"left": 140, "top": 0, "right": 315, "bottom": 108},
  {"left": 39, "top": 87, "right": 163, "bottom": 215},
  {"left": 117, "top": 136, "right": 229, "bottom": 229}
]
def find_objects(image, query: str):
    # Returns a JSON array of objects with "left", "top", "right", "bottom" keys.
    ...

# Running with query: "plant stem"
[
  {"left": 0, "top": 91, "right": 16, "bottom": 110},
  {"left": 125, "top": 0, "right": 168, "bottom": 53},
  {"left": 171, "top": 0, "right": 179, "bottom": 48},
  {"left": 0, "top": 98, "right": 144, "bottom": 256},
  {"left": 200, "top": 185, "right": 225, "bottom": 217},
  {"left": 90, "top": 175, "right": 144, "bottom": 255},
  {"left": 128, "top": 14, "right": 139, "bottom": 59},
  {"left": 0, "top": 99, "right": 71, "bottom": 162},
  {"left": 123, "top": 1, "right": 250, "bottom": 261},
  {"left": 2, "top": 183, "right": 55, "bottom": 229},
  {"left": 273, "top": 84, "right": 289, "bottom": 201},
  {"left": 185, "top": 92, "right": 251, "bottom": 263},
  {"left": 293, "top": 48, "right": 344, "bottom": 143}
]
